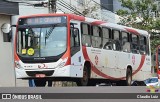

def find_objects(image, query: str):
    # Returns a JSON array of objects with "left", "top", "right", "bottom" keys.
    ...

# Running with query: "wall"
[
  {"left": 100, "top": 0, "right": 113, "bottom": 12},
  {"left": 0, "top": 1, "right": 19, "bottom": 15},
  {"left": 0, "top": 15, "right": 15, "bottom": 87}
]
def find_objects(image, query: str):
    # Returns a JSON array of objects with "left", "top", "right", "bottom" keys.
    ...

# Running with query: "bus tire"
[
  {"left": 76, "top": 66, "right": 89, "bottom": 86},
  {"left": 34, "top": 79, "right": 46, "bottom": 87},
  {"left": 88, "top": 79, "right": 96, "bottom": 86},
  {"left": 126, "top": 68, "right": 132, "bottom": 86}
]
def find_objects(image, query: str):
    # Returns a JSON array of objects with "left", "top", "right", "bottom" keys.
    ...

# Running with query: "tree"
[
  {"left": 81, "top": 0, "right": 101, "bottom": 19},
  {"left": 116, "top": 0, "right": 160, "bottom": 53}
]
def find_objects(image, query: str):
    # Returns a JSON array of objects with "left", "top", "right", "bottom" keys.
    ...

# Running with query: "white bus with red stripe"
[{"left": 14, "top": 14, "right": 152, "bottom": 86}]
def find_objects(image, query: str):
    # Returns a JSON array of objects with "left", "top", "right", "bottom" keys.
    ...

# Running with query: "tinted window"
[
  {"left": 81, "top": 23, "right": 91, "bottom": 47},
  {"left": 112, "top": 30, "right": 121, "bottom": 51},
  {"left": 91, "top": 26, "right": 102, "bottom": 48},
  {"left": 131, "top": 34, "right": 139, "bottom": 54},
  {"left": 122, "top": 32, "right": 130, "bottom": 52}
]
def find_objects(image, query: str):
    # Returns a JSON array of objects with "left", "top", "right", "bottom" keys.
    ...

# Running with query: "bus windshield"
[{"left": 17, "top": 24, "right": 67, "bottom": 58}]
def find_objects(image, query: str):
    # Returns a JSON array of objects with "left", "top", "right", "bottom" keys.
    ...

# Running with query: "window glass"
[
  {"left": 91, "top": 26, "right": 102, "bottom": 48},
  {"left": 102, "top": 28, "right": 109, "bottom": 38},
  {"left": 122, "top": 32, "right": 130, "bottom": 52},
  {"left": 140, "top": 36, "right": 146, "bottom": 45},
  {"left": 17, "top": 26, "right": 67, "bottom": 57},
  {"left": 131, "top": 34, "right": 139, "bottom": 54},
  {"left": 132, "top": 34, "right": 138, "bottom": 44},
  {"left": 71, "top": 28, "right": 80, "bottom": 47},
  {"left": 91, "top": 37, "right": 102, "bottom": 48},
  {"left": 93, "top": 26, "right": 100, "bottom": 36},
  {"left": 82, "top": 23, "right": 89, "bottom": 35},
  {"left": 146, "top": 39, "right": 150, "bottom": 55},
  {"left": 102, "top": 28, "right": 111, "bottom": 50},
  {"left": 113, "top": 30, "right": 121, "bottom": 51},
  {"left": 113, "top": 30, "right": 119, "bottom": 40},
  {"left": 81, "top": 23, "right": 91, "bottom": 47},
  {"left": 139, "top": 35, "right": 147, "bottom": 54}
]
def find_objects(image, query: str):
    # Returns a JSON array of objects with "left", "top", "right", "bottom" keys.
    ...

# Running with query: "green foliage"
[
  {"left": 117, "top": 0, "right": 157, "bottom": 30},
  {"left": 81, "top": 0, "right": 100, "bottom": 19},
  {"left": 117, "top": 0, "right": 160, "bottom": 53}
]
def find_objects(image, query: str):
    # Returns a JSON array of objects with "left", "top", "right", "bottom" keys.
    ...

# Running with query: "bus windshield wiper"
[
  {"left": 45, "top": 25, "right": 55, "bottom": 39},
  {"left": 45, "top": 23, "right": 66, "bottom": 39}
]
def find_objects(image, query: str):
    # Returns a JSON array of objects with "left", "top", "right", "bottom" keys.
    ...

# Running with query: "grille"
[{"left": 26, "top": 70, "right": 54, "bottom": 76}]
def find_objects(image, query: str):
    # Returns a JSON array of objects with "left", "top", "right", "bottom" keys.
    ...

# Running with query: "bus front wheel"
[{"left": 76, "top": 66, "right": 89, "bottom": 86}]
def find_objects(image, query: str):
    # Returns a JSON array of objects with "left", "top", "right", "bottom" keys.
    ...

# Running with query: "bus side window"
[
  {"left": 91, "top": 26, "right": 102, "bottom": 48},
  {"left": 146, "top": 38, "right": 150, "bottom": 55},
  {"left": 139, "top": 35, "right": 147, "bottom": 55},
  {"left": 113, "top": 30, "right": 121, "bottom": 51},
  {"left": 81, "top": 23, "right": 91, "bottom": 47},
  {"left": 122, "top": 32, "right": 130, "bottom": 52},
  {"left": 70, "top": 28, "right": 80, "bottom": 47},
  {"left": 131, "top": 34, "right": 139, "bottom": 54},
  {"left": 102, "top": 28, "right": 112, "bottom": 50}
]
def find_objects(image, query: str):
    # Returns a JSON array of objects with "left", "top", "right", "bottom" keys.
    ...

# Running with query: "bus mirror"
[{"left": 1, "top": 23, "right": 11, "bottom": 34}]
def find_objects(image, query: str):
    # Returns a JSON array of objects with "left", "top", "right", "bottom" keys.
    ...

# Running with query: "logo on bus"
[
  {"left": 38, "top": 63, "right": 48, "bottom": 69},
  {"left": 95, "top": 55, "right": 99, "bottom": 65},
  {"left": 132, "top": 55, "right": 135, "bottom": 65}
]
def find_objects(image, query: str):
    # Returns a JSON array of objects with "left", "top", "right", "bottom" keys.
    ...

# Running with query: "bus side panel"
[
  {"left": 70, "top": 50, "right": 84, "bottom": 78},
  {"left": 117, "top": 52, "right": 131, "bottom": 79}
]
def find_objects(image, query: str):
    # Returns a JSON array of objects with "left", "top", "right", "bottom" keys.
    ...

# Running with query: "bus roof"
[{"left": 18, "top": 13, "right": 149, "bottom": 37}]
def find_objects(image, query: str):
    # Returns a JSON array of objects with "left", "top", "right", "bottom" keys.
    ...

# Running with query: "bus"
[
  {"left": 152, "top": 45, "right": 160, "bottom": 79},
  {"left": 14, "top": 13, "right": 152, "bottom": 86}
]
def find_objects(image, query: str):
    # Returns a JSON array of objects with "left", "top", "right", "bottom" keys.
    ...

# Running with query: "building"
[
  {"left": 0, "top": 1, "right": 19, "bottom": 87},
  {"left": 57, "top": 0, "right": 120, "bottom": 23}
]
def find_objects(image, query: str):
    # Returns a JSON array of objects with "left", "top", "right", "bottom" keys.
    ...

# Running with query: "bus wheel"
[
  {"left": 34, "top": 79, "right": 46, "bottom": 87},
  {"left": 76, "top": 66, "right": 89, "bottom": 86},
  {"left": 126, "top": 68, "right": 132, "bottom": 86}
]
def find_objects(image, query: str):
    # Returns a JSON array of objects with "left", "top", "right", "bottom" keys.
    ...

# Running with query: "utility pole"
[{"left": 48, "top": 0, "right": 57, "bottom": 13}]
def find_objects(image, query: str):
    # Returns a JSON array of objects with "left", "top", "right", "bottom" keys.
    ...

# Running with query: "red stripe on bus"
[
  {"left": 82, "top": 46, "right": 90, "bottom": 61},
  {"left": 125, "top": 28, "right": 139, "bottom": 35},
  {"left": 91, "top": 64, "right": 125, "bottom": 80},
  {"left": 132, "top": 55, "right": 146, "bottom": 75},
  {"left": 91, "top": 21, "right": 106, "bottom": 25},
  {"left": 156, "top": 45, "right": 160, "bottom": 79},
  {"left": 14, "top": 53, "right": 20, "bottom": 61},
  {"left": 14, "top": 27, "right": 20, "bottom": 61},
  {"left": 69, "top": 14, "right": 85, "bottom": 21},
  {"left": 82, "top": 46, "right": 145, "bottom": 80}
]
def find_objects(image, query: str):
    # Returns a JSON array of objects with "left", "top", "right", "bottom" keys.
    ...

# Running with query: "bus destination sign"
[{"left": 19, "top": 16, "right": 66, "bottom": 25}]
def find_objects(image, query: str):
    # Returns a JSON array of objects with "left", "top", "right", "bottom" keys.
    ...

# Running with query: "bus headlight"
[{"left": 15, "top": 61, "right": 22, "bottom": 69}]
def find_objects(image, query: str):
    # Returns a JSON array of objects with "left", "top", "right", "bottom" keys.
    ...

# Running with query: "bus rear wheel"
[
  {"left": 76, "top": 66, "right": 89, "bottom": 86},
  {"left": 34, "top": 79, "right": 46, "bottom": 87},
  {"left": 126, "top": 68, "right": 132, "bottom": 86}
]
